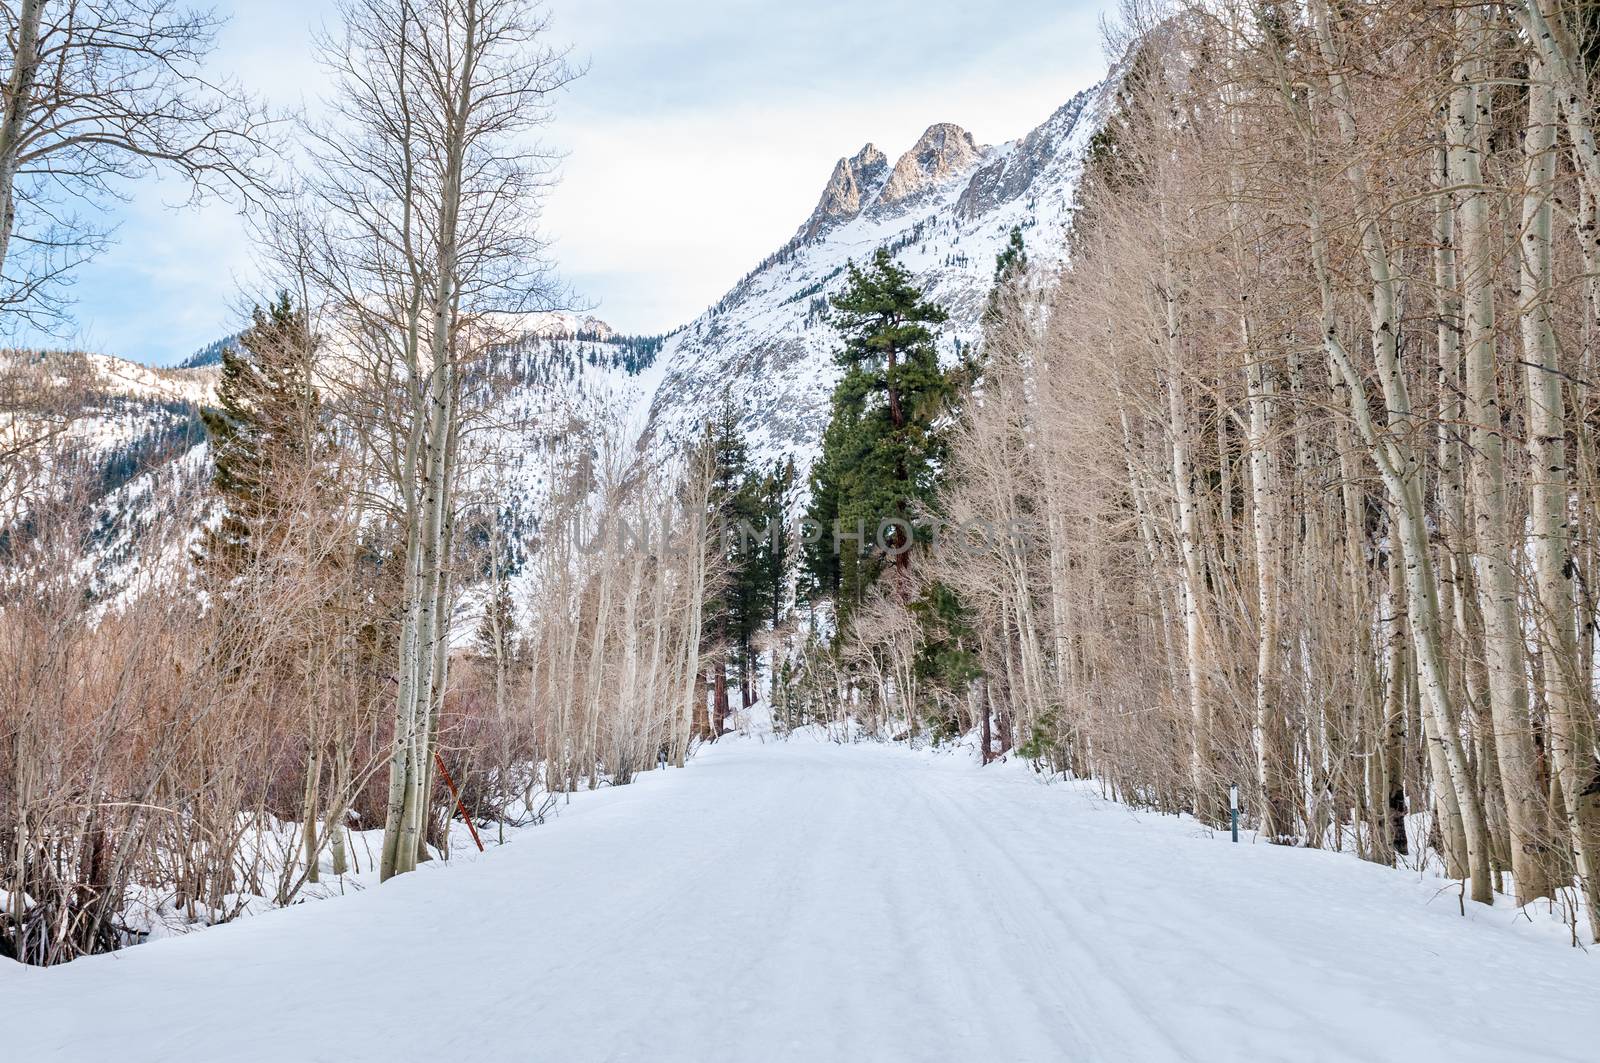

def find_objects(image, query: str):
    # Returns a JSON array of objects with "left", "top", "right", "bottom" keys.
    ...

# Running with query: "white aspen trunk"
[
  {"left": 1428, "top": 139, "right": 1477, "bottom": 883},
  {"left": 1010, "top": 558, "right": 1047, "bottom": 741},
  {"left": 1155, "top": 222, "right": 1216, "bottom": 820},
  {"left": 585, "top": 552, "right": 614, "bottom": 786},
  {"left": 400, "top": 355, "right": 453, "bottom": 868},
  {"left": 1310, "top": 195, "right": 1493, "bottom": 902},
  {"left": 679, "top": 472, "right": 710, "bottom": 761},
  {"left": 376, "top": 21, "right": 431, "bottom": 880},
  {"left": 1380, "top": 535, "right": 1411, "bottom": 861},
  {"left": 381, "top": 0, "right": 476, "bottom": 878},
  {"left": 558, "top": 580, "right": 581, "bottom": 788},
  {"left": 1046, "top": 506, "right": 1075, "bottom": 702},
  {"left": 301, "top": 696, "right": 322, "bottom": 886},
  {"left": 1516, "top": 0, "right": 1600, "bottom": 208},
  {"left": 1520, "top": 58, "right": 1600, "bottom": 934},
  {"left": 618, "top": 551, "right": 645, "bottom": 768},
  {"left": 327, "top": 712, "right": 350, "bottom": 877},
  {"left": 1170, "top": 365, "right": 1214, "bottom": 817},
  {"left": 1225, "top": 126, "right": 1295, "bottom": 842},
  {"left": 1451, "top": 14, "right": 1553, "bottom": 902},
  {"left": 380, "top": 476, "right": 426, "bottom": 880},
  {"left": 1113, "top": 375, "right": 1182, "bottom": 692},
  {"left": 644, "top": 543, "right": 668, "bottom": 758},
  {"left": 1244, "top": 321, "right": 1291, "bottom": 842},
  {"left": 1305, "top": 0, "right": 1493, "bottom": 902},
  {"left": 398, "top": 443, "right": 441, "bottom": 871},
  {"left": 997, "top": 604, "right": 1022, "bottom": 750},
  {"left": 418, "top": 482, "right": 458, "bottom": 863},
  {"left": 1325, "top": 359, "right": 1369, "bottom": 849}
]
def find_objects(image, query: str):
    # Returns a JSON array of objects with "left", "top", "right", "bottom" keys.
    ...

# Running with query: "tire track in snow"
[{"left": 906, "top": 765, "right": 1194, "bottom": 1061}]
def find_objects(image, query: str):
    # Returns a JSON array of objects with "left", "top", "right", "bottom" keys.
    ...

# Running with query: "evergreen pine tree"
[
  {"left": 910, "top": 580, "right": 982, "bottom": 742},
  {"left": 200, "top": 334, "right": 265, "bottom": 576},
  {"left": 801, "top": 248, "right": 953, "bottom": 623},
  {"left": 198, "top": 292, "right": 323, "bottom": 581},
  {"left": 761, "top": 456, "right": 798, "bottom": 631},
  {"left": 693, "top": 402, "right": 772, "bottom": 722},
  {"left": 728, "top": 409, "right": 775, "bottom": 706},
  {"left": 476, "top": 567, "right": 517, "bottom": 659},
  {"left": 986, "top": 226, "right": 1028, "bottom": 323},
  {"left": 909, "top": 229, "right": 1030, "bottom": 732}
]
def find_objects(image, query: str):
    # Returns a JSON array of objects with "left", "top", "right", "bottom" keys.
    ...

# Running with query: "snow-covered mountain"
[
  {"left": 459, "top": 314, "right": 669, "bottom": 568},
  {"left": 3, "top": 79, "right": 1109, "bottom": 599},
  {"left": 633, "top": 80, "right": 1109, "bottom": 470},
  {"left": 0, "top": 349, "right": 214, "bottom": 523},
  {"left": 1, "top": 317, "right": 663, "bottom": 600},
  {"left": 0, "top": 350, "right": 213, "bottom": 599}
]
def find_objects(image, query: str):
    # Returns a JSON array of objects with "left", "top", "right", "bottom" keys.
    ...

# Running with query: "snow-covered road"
[{"left": 5, "top": 734, "right": 1598, "bottom": 1062}]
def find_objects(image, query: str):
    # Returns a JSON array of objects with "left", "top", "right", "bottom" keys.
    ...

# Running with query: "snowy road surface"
[{"left": 5, "top": 734, "right": 1598, "bottom": 1062}]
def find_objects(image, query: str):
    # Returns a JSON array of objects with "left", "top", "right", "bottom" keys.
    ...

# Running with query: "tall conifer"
[{"left": 802, "top": 249, "right": 953, "bottom": 624}]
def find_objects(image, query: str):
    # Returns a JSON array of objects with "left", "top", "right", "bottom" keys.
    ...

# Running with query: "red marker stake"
[{"left": 434, "top": 751, "right": 486, "bottom": 853}]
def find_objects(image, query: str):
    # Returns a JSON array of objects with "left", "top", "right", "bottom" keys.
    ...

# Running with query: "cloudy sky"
[{"left": 19, "top": 0, "right": 1108, "bottom": 366}]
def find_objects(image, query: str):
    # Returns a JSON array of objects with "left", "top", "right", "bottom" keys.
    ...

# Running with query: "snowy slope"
[
  {"left": 456, "top": 313, "right": 667, "bottom": 561},
  {"left": 1, "top": 319, "right": 661, "bottom": 601},
  {"left": 635, "top": 81, "right": 1109, "bottom": 471},
  {"left": 0, "top": 349, "right": 214, "bottom": 475},
  {"left": 4, "top": 734, "right": 1594, "bottom": 1063},
  {"left": 1, "top": 350, "right": 214, "bottom": 593}
]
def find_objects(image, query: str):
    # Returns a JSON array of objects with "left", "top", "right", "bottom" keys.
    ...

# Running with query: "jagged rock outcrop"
[
  {"left": 801, "top": 143, "right": 889, "bottom": 240},
  {"left": 639, "top": 80, "right": 1112, "bottom": 474},
  {"left": 876, "top": 123, "right": 984, "bottom": 208},
  {"left": 958, "top": 89, "right": 1094, "bottom": 219},
  {"left": 800, "top": 124, "right": 989, "bottom": 241}
]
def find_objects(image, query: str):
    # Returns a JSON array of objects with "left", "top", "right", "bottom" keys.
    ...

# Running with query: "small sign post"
[{"left": 1229, "top": 783, "right": 1240, "bottom": 844}]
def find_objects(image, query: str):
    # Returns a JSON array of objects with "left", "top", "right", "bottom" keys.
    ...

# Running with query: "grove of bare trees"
[
  {"left": 799, "top": 0, "right": 1600, "bottom": 940},
  {"left": 0, "top": 0, "right": 731, "bottom": 964}
]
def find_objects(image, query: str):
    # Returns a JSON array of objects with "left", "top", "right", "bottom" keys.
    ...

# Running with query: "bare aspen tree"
[
  {"left": 510, "top": 425, "right": 724, "bottom": 788},
  {"left": 677, "top": 439, "right": 715, "bottom": 759},
  {"left": 1520, "top": 51, "right": 1600, "bottom": 932},
  {"left": 1448, "top": 4, "right": 1553, "bottom": 903},
  {"left": 0, "top": 0, "right": 273, "bottom": 323},
  {"left": 300, "top": 0, "right": 572, "bottom": 881},
  {"left": 1299, "top": 0, "right": 1493, "bottom": 903},
  {"left": 1223, "top": 87, "right": 1293, "bottom": 842}
]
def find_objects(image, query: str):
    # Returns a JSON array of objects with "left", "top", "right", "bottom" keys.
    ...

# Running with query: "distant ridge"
[{"left": 176, "top": 332, "right": 241, "bottom": 370}]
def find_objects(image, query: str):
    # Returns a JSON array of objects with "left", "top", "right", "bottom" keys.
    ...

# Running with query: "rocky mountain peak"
[
  {"left": 877, "top": 123, "right": 983, "bottom": 207},
  {"left": 640, "top": 81, "right": 1112, "bottom": 472},
  {"left": 801, "top": 142, "right": 889, "bottom": 241}
]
